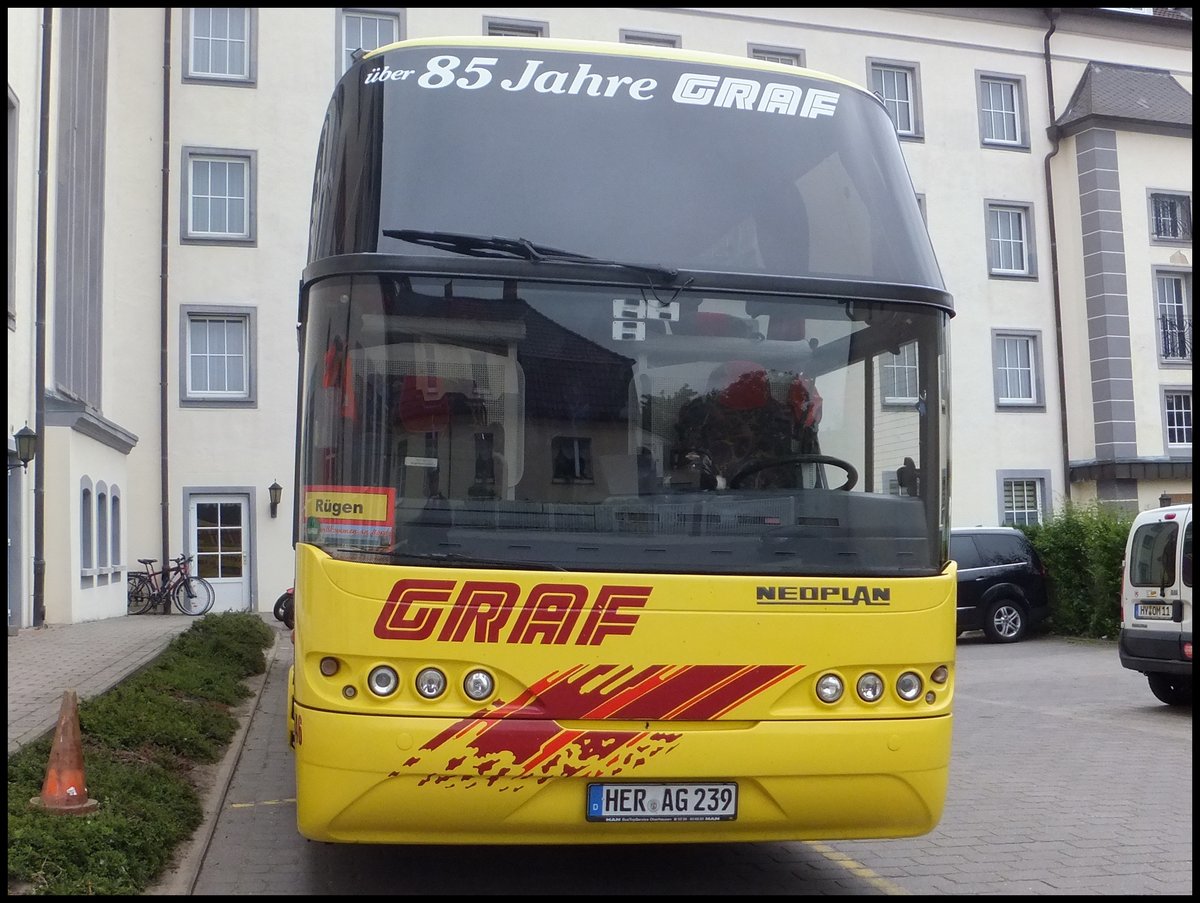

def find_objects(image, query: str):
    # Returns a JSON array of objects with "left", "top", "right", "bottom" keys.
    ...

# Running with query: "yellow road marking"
[
  {"left": 805, "top": 842, "right": 911, "bottom": 895},
  {"left": 227, "top": 798, "right": 297, "bottom": 809}
]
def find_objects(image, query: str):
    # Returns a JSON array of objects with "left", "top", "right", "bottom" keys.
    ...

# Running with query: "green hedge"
[
  {"left": 7, "top": 612, "right": 274, "bottom": 896},
  {"left": 1019, "top": 502, "right": 1133, "bottom": 639}
]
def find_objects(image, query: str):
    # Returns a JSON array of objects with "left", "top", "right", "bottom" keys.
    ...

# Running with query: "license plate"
[
  {"left": 587, "top": 782, "right": 737, "bottom": 822},
  {"left": 1135, "top": 603, "right": 1174, "bottom": 620}
]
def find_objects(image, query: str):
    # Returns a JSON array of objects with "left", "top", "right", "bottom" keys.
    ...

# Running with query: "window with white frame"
[
  {"left": 184, "top": 310, "right": 254, "bottom": 403},
  {"left": 183, "top": 148, "right": 255, "bottom": 242},
  {"left": 1156, "top": 272, "right": 1192, "bottom": 362},
  {"left": 620, "top": 30, "right": 681, "bottom": 48},
  {"left": 881, "top": 341, "right": 919, "bottom": 404},
  {"left": 993, "top": 332, "right": 1042, "bottom": 406},
  {"left": 750, "top": 45, "right": 804, "bottom": 67},
  {"left": 987, "top": 203, "right": 1033, "bottom": 276},
  {"left": 978, "top": 74, "right": 1026, "bottom": 148},
  {"left": 341, "top": 9, "right": 399, "bottom": 73},
  {"left": 485, "top": 18, "right": 547, "bottom": 37},
  {"left": 869, "top": 60, "right": 921, "bottom": 138},
  {"left": 186, "top": 8, "right": 253, "bottom": 82},
  {"left": 1002, "top": 477, "right": 1043, "bottom": 526},
  {"left": 1150, "top": 192, "right": 1192, "bottom": 242},
  {"left": 1164, "top": 390, "right": 1192, "bottom": 450}
]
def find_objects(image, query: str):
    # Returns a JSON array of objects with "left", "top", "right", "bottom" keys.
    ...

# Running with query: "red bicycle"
[{"left": 127, "top": 555, "right": 215, "bottom": 616}]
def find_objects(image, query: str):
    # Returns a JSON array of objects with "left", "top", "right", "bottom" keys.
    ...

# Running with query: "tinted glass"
[
  {"left": 1183, "top": 522, "right": 1192, "bottom": 588},
  {"left": 950, "top": 535, "right": 981, "bottom": 569},
  {"left": 974, "top": 533, "right": 1029, "bottom": 566},
  {"left": 299, "top": 274, "right": 949, "bottom": 576},
  {"left": 310, "top": 43, "right": 946, "bottom": 292},
  {"left": 1129, "top": 522, "right": 1179, "bottom": 587}
]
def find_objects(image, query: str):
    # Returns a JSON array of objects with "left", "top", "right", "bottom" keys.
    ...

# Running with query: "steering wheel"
[{"left": 728, "top": 454, "right": 859, "bottom": 491}]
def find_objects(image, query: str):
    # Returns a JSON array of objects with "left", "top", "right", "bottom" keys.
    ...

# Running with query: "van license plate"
[
  {"left": 587, "top": 783, "right": 737, "bottom": 822},
  {"left": 1135, "top": 603, "right": 1173, "bottom": 620}
]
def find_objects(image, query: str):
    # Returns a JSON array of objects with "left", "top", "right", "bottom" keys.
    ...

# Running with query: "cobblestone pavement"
[
  {"left": 7, "top": 612, "right": 193, "bottom": 754},
  {"left": 186, "top": 632, "right": 1191, "bottom": 895}
]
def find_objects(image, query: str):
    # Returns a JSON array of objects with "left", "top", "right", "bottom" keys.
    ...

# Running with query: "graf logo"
[
  {"left": 374, "top": 579, "right": 652, "bottom": 645},
  {"left": 672, "top": 74, "right": 839, "bottom": 118}
]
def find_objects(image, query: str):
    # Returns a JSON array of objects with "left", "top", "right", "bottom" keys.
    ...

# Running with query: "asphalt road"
[{"left": 185, "top": 629, "right": 1192, "bottom": 895}]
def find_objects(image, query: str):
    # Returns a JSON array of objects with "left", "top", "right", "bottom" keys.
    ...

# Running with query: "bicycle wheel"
[
  {"left": 273, "top": 591, "right": 294, "bottom": 629},
  {"left": 173, "top": 576, "right": 216, "bottom": 615},
  {"left": 127, "top": 573, "right": 156, "bottom": 615}
]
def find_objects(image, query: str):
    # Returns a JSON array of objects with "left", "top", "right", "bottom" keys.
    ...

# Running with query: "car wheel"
[
  {"left": 1147, "top": 672, "right": 1193, "bottom": 706},
  {"left": 982, "top": 598, "right": 1026, "bottom": 643}
]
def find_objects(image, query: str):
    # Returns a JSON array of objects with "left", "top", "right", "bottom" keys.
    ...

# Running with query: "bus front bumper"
[{"left": 291, "top": 703, "right": 952, "bottom": 845}]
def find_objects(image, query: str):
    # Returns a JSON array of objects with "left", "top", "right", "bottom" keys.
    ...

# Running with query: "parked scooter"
[{"left": 273, "top": 587, "right": 294, "bottom": 629}]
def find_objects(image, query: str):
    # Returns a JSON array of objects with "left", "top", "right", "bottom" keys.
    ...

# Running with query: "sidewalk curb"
[{"left": 146, "top": 626, "right": 284, "bottom": 896}]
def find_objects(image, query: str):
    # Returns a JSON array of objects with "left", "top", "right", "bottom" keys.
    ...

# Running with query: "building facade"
[{"left": 7, "top": 7, "right": 1192, "bottom": 628}]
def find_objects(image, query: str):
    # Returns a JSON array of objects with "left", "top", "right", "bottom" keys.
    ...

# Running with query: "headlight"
[
  {"left": 815, "top": 673, "right": 844, "bottom": 703},
  {"left": 896, "top": 671, "right": 924, "bottom": 701},
  {"left": 463, "top": 669, "right": 495, "bottom": 701},
  {"left": 415, "top": 667, "right": 447, "bottom": 699},
  {"left": 856, "top": 673, "right": 885, "bottom": 702},
  {"left": 367, "top": 666, "right": 399, "bottom": 697}
]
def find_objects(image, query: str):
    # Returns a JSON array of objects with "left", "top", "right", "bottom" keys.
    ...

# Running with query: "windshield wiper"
[
  {"left": 383, "top": 228, "right": 679, "bottom": 283},
  {"left": 335, "top": 547, "right": 567, "bottom": 571}
]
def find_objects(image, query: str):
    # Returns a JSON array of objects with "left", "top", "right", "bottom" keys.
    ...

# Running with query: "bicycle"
[{"left": 127, "top": 555, "right": 216, "bottom": 616}]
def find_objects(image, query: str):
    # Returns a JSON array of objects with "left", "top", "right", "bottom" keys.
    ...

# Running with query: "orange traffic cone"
[{"left": 29, "top": 690, "right": 99, "bottom": 815}]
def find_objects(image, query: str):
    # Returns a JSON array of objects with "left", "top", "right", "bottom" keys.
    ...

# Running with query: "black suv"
[{"left": 951, "top": 527, "right": 1049, "bottom": 643}]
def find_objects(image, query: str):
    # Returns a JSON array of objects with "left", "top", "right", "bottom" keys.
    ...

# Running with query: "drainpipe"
[
  {"left": 31, "top": 8, "right": 53, "bottom": 626},
  {"left": 1041, "top": 7, "right": 1072, "bottom": 508},
  {"left": 159, "top": 9, "right": 172, "bottom": 591}
]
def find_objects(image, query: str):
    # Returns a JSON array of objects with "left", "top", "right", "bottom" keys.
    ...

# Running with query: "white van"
[{"left": 1118, "top": 503, "right": 1192, "bottom": 706}]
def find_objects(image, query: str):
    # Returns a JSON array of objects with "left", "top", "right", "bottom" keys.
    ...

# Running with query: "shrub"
[
  {"left": 1020, "top": 502, "right": 1132, "bottom": 639},
  {"left": 7, "top": 611, "right": 274, "bottom": 896}
]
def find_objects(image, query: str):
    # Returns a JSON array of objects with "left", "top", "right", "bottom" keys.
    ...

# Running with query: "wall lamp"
[
  {"left": 9, "top": 425, "right": 37, "bottom": 474},
  {"left": 269, "top": 481, "right": 283, "bottom": 518}
]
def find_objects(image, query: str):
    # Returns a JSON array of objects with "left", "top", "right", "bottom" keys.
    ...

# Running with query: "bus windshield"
[
  {"left": 309, "top": 41, "right": 944, "bottom": 290},
  {"left": 299, "top": 274, "right": 947, "bottom": 576}
]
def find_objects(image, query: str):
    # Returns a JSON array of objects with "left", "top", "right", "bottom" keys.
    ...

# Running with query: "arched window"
[
  {"left": 110, "top": 487, "right": 122, "bottom": 569},
  {"left": 96, "top": 483, "right": 109, "bottom": 568},
  {"left": 80, "top": 477, "right": 94, "bottom": 570}
]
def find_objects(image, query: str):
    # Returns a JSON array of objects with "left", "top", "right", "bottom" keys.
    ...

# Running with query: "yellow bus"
[{"left": 289, "top": 36, "right": 956, "bottom": 845}]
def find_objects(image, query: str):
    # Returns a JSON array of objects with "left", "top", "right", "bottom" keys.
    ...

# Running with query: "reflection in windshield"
[{"left": 299, "top": 275, "right": 947, "bottom": 577}]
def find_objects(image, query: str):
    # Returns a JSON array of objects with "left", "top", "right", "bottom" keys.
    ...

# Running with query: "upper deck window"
[{"left": 315, "top": 45, "right": 946, "bottom": 292}]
